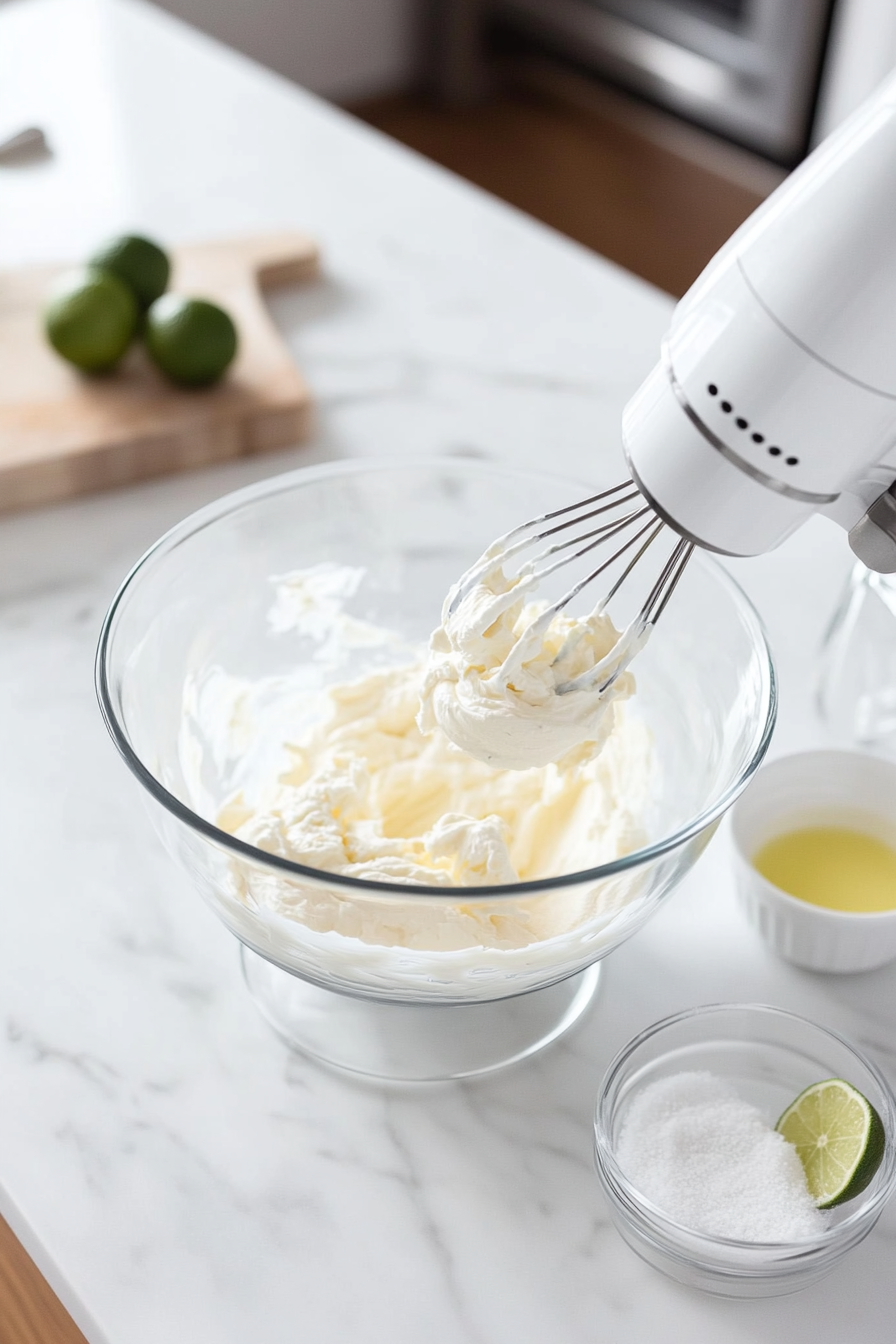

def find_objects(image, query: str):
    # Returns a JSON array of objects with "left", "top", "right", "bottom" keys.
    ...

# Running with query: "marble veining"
[{"left": 2, "top": 1, "right": 895, "bottom": 1341}]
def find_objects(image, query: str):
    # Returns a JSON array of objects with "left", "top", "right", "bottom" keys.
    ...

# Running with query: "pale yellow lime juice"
[{"left": 755, "top": 825, "right": 896, "bottom": 913}]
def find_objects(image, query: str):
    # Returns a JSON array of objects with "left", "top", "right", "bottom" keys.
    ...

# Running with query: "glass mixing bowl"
[{"left": 96, "top": 459, "right": 776, "bottom": 1079}]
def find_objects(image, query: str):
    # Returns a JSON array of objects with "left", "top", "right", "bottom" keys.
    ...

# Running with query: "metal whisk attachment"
[{"left": 447, "top": 479, "right": 694, "bottom": 695}]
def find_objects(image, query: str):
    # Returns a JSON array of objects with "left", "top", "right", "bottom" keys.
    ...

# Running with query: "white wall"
[{"left": 148, "top": 0, "right": 426, "bottom": 102}]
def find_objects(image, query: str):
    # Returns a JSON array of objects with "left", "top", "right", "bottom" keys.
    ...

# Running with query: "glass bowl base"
[
  {"left": 608, "top": 1211, "right": 852, "bottom": 1298},
  {"left": 240, "top": 946, "right": 601, "bottom": 1081}
]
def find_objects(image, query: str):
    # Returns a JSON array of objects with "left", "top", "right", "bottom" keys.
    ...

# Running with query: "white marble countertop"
[{"left": 2, "top": 1, "right": 895, "bottom": 1340}]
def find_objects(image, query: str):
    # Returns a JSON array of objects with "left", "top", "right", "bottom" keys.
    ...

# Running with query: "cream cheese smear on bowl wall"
[{"left": 203, "top": 560, "right": 654, "bottom": 958}]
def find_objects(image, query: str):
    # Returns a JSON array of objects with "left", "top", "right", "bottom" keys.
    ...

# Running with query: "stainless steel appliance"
[{"left": 434, "top": 0, "right": 835, "bottom": 164}]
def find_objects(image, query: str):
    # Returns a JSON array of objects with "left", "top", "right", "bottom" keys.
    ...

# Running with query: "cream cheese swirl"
[{"left": 418, "top": 559, "right": 643, "bottom": 770}]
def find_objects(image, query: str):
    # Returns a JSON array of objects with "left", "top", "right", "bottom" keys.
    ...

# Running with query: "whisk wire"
[
  {"left": 593, "top": 519, "right": 666, "bottom": 615},
  {"left": 448, "top": 487, "right": 644, "bottom": 615},
  {"left": 647, "top": 537, "right": 695, "bottom": 625},
  {"left": 532, "top": 490, "right": 643, "bottom": 546},
  {"left": 522, "top": 506, "right": 654, "bottom": 591},
  {"left": 549, "top": 514, "right": 664, "bottom": 617},
  {"left": 452, "top": 478, "right": 694, "bottom": 696},
  {"left": 512, "top": 480, "right": 641, "bottom": 534}
]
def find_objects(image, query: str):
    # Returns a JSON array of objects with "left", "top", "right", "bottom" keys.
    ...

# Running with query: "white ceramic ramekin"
[{"left": 731, "top": 750, "right": 896, "bottom": 973}]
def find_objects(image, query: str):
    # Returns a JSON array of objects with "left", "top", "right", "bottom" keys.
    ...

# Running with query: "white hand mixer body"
[
  {"left": 428, "top": 73, "right": 896, "bottom": 766},
  {"left": 624, "top": 66, "right": 896, "bottom": 572}
]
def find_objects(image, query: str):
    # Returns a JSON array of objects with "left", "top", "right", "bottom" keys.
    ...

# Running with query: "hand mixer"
[{"left": 449, "top": 65, "right": 896, "bottom": 700}]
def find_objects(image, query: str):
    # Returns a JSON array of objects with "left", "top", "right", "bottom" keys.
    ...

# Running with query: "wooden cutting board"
[{"left": 0, "top": 231, "right": 319, "bottom": 514}]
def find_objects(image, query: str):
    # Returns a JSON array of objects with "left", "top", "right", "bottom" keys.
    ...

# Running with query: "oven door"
[{"left": 493, "top": 0, "right": 834, "bottom": 162}]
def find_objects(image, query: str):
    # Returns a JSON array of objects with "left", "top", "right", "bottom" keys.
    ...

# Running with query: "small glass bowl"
[{"left": 594, "top": 1004, "right": 896, "bottom": 1298}]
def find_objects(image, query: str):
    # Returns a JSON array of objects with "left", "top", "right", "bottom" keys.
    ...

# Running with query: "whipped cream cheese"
[
  {"left": 418, "top": 556, "right": 643, "bottom": 770},
  {"left": 220, "top": 657, "right": 650, "bottom": 891},
  {"left": 197, "top": 564, "right": 655, "bottom": 967}
]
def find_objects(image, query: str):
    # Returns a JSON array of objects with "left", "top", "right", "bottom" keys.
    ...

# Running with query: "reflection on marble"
[{"left": 1, "top": 1, "right": 893, "bottom": 1342}]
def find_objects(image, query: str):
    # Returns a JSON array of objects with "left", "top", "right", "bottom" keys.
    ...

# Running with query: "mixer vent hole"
[{"left": 705, "top": 385, "right": 799, "bottom": 467}]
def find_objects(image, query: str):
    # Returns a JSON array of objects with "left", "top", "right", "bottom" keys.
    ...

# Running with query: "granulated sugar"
[{"left": 616, "top": 1070, "right": 826, "bottom": 1242}]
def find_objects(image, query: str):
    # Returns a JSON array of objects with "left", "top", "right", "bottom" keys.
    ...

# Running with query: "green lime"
[
  {"left": 776, "top": 1078, "right": 886, "bottom": 1208},
  {"left": 145, "top": 295, "right": 237, "bottom": 387},
  {"left": 43, "top": 268, "right": 138, "bottom": 372},
  {"left": 88, "top": 234, "right": 170, "bottom": 310}
]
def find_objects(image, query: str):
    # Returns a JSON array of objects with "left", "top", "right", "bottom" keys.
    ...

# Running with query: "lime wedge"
[{"left": 776, "top": 1078, "right": 886, "bottom": 1209}]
